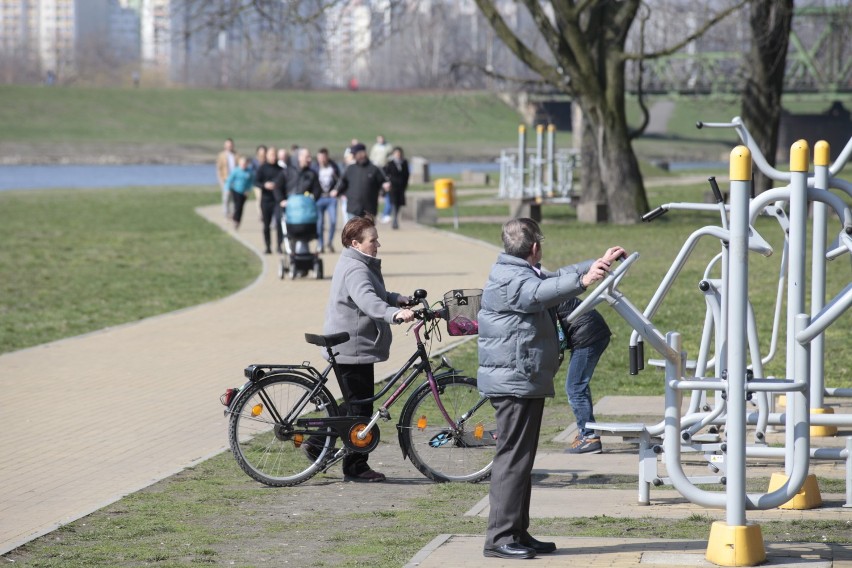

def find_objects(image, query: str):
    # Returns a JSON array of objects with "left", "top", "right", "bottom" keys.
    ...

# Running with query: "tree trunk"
[
  {"left": 596, "top": 117, "right": 647, "bottom": 224},
  {"left": 740, "top": 0, "right": 794, "bottom": 193},
  {"left": 579, "top": 109, "right": 604, "bottom": 204}
]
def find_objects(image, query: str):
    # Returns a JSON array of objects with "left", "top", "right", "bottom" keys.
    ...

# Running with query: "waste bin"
[{"left": 434, "top": 178, "right": 455, "bottom": 209}]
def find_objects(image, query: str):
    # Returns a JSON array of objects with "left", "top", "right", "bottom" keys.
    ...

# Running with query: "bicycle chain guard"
[{"left": 296, "top": 416, "right": 380, "bottom": 454}]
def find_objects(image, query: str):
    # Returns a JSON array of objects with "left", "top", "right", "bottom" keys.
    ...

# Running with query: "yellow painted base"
[
  {"left": 705, "top": 521, "right": 766, "bottom": 566},
  {"left": 767, "top": 473, "right": 823, "bottom": 509},
  {"left": 810, "top": 407, "right": 838, "bottom": 437}
]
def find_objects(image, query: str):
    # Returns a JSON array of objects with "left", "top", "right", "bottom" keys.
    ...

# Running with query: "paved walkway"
[
  {"left": 3, "top": 203, "right": 850, "bottom": 566},
  {"left": 408, "top": 395, "right": 852, "bottom": 567},
  {"left": 0, "top": 206, "right": 499, "bottom": 555}
]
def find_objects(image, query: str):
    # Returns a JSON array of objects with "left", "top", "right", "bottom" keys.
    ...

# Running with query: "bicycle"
[{"left": 220, "top": 288, "right": 496, "bottom": 487}]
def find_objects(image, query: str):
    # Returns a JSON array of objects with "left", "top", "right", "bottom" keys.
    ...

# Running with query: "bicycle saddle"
[{"left": 304, "top": 332, "right": 350, "bottom": 347}]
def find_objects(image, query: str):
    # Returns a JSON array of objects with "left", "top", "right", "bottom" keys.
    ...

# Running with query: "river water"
[{"left": 0, "top": 162, "right": 500, "bottom": 191}]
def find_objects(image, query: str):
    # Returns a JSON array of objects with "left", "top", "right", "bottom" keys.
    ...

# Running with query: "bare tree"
[
  {"left": 473, "top": 0, "right": 746, "bottom": 224},
  {"left": 740, "top": 0, "right": 794, "bottom": 193}
]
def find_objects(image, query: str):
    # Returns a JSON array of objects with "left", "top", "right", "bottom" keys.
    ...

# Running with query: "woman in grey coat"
[{"left": 322, "top": 215, "right": 415, "bottom": 482}]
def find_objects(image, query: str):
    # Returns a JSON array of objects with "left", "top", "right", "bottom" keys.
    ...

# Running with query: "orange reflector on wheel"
[
  {"left": 417, "top": 415, "right": 427, "bottom": 429},
  {"left": 293, "top": 433, "right": 304, "bottom": 447},
  {"left": 474, "top": 423, "right": 484, "bottom": 439},
  {"left": 251, "top": 403, "right": 264, "bottom": 417}
]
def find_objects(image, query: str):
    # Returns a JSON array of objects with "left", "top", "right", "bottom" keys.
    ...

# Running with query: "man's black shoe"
[
  {"left": 520, "top": 535, "right": 556, "bottom": 554},
  {"left": 483, "top": 543, "right": 536, "bottom": 559}
]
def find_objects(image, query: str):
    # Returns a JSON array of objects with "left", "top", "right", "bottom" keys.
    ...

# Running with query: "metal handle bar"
[
  {"left": 698, "top": 116, "right": 852, "bottom": 180},
  {"left": 564, "top": 252, "right": 640, "bottom": 325}
]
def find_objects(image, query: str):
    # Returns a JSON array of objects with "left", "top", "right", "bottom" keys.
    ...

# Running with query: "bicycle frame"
[{"left": 350, "top": 314, "right": 471, "bottom": 442}]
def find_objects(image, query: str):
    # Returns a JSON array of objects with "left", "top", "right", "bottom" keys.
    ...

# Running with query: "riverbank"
[
  {"left": 0, "top": 86, "right": 522, "bottom": 165},
  {"left": 0, "top": 141, "right": 506, "bottom": 166}
]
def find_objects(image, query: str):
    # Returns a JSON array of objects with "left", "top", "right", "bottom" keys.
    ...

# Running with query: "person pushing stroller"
[{"left": 275, "top": 148, "right": 324, "bottom": 279}]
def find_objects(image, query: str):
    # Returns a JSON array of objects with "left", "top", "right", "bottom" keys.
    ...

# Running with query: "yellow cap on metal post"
[
  {"left": 729, "top": 145, "right": 752, "bottom": 182},
  {"left": 790, "top": 139, "right": 810, "bottom": 172},
  {"left": 548, "top": 124, "right": 556, "bottom": 132},
  {"left": 814, "top": 141, "right": 830, "bottom": 167},
  {"left": 518, "top": 125, "right": 525, "bottom": 134},
  {"left": 536, "top": 124, "right": 544, "bottom": 133}
]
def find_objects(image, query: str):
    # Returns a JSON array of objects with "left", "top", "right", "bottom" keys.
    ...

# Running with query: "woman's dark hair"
[{"left": 341, "top": 215, "right": 376, "bottom": 249}]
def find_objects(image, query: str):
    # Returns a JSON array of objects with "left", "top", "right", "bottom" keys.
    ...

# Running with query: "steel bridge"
[{"left": 627, "top": 5, "right": 851, "bottom": 95}]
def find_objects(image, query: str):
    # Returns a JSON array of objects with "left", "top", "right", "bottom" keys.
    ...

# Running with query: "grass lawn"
[
  {"left": 2, "top": 178, "right": 851, "bottom": 566},
  {"left": 0, "top": 185, "right": 259, "bottom": 353}
]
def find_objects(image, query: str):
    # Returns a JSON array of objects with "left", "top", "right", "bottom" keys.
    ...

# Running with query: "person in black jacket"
[
  {"left": 383, "top": 147, "right": 409, "bottom": 230},
  {"left": 254, "top": 146, "right": 284, "bottom": 254},
  {"left": 332, "top": 142, "right": 389, "bottom": 218},
  {"left": 275, "top": 148, "right": 322, "bottom": 206},
  {"left": 556, "top": 297, "right": 611, "bottom": 454}
]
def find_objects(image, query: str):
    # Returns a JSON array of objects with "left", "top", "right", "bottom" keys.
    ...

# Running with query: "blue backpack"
[{"left": 285, "top": 194, "right": 318, "bottom": 225}]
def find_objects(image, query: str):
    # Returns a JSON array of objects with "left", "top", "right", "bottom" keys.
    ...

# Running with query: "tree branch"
[
  {"left": 450, "top": 60, "right": 556, "bottom": 92},
  {"left": 629, "top": 5, "right": 651, "bottom": 140},
  {"left": 622, "top": 0, "right": 748, "bottom": 61},
  {"left": 472, "top": 0, "right": 566, "bottom": 86}
]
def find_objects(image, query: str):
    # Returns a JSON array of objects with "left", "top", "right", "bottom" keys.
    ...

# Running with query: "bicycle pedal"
[{"left": 428, "top": 432, "right": 453, "bottom": 448}]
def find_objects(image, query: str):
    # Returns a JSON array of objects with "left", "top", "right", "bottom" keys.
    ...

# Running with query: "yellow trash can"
[{"left": 434, "top": 178, "right": 455, "bottom": 209}]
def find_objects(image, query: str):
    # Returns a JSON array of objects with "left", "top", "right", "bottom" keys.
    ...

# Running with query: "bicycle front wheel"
[
  {"left": 228, "top": 373, "right": 339, "bottom": 487},
  {"left": 398, "top": 375, "right": 496, "bottom": 483}
]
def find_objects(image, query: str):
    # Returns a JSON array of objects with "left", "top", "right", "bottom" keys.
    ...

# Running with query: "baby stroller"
[{"left": 278, "top": 193, "right": 323, "bottom": 280}]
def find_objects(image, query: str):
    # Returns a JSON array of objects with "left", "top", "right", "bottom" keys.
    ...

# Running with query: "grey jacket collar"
[
  {"left": 343, "top": 246, "right": 382, "bottom": 269},
  {"left": 497, "top": 252, "right": 537, "bottom": 271}
]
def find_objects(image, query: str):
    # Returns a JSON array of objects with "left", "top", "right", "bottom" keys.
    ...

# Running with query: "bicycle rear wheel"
[
  {"left": 228, "top": 373, "right": 339, "bottom": 487},
  {"left": 398, "top": 375, "right": 496, "bottom": 483}
]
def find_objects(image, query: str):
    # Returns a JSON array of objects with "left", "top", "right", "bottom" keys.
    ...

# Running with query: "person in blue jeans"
[
  {"left": 557, "top": 296, "right": 612, "bottom": 454},
  {"left": 314, "top": 148, "right": 340, "bottom": 252}
]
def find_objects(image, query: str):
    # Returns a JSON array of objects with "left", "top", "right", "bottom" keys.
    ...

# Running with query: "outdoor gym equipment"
[
  {"left": 699, "top": 118, "right": 852, "bottom": 423},
  {"left": 497, "top": 124, "right": 579, "bottom": 201},
  {"left": 574, "top": 141, "right": 851, "bottom": 566}
]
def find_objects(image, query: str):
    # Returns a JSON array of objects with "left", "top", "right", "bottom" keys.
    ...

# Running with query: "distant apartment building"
[
  {"left": 324, "top": 0, "right": 372, "bottom": 89},
  {"left": 0, "top": 0, "right": 112, "bottom": 81},
  {"left": 109, "top": 0, "right": 140, "bottom": 64}
]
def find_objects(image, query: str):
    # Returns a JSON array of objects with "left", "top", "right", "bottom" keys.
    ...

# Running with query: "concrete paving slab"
[
  {"left": 467, "top": 487, "right": 852, "bottom": 521},
  {"left": 406, "top": 535, "right": 852, "bottom": 568}
]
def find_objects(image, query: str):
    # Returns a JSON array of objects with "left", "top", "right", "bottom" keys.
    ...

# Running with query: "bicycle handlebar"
[{"left": 393, "top": 290, "right": 448, "bottom": 325}]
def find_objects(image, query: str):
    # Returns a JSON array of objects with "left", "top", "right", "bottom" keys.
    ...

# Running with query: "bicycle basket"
[{"left": 442, "top": 289, "right": 482, "bottom": 336}]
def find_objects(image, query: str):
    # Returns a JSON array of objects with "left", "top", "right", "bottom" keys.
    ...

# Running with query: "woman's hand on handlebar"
[{"left": 392, "top": 308, "right": 417, "bottom": 323}]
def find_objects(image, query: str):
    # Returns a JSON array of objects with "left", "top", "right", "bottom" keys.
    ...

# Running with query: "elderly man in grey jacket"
[{"left": 478, "top": 218, "right": 625, "bottom": 559}]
